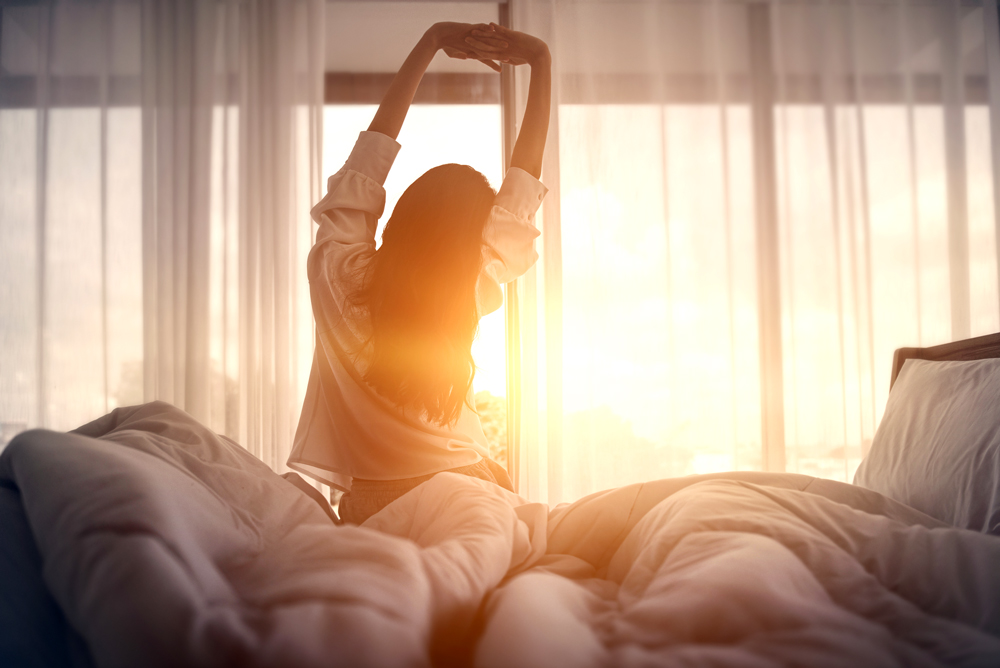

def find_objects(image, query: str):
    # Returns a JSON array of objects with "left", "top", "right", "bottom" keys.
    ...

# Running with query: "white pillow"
[{"left": 854, "top": 358, "right": 1000, "bottom": 534}]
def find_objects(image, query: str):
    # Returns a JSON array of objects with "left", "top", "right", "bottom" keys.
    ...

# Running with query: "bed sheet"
[{"left": 2, "top": 401, "right": 999, "bottom": 667}]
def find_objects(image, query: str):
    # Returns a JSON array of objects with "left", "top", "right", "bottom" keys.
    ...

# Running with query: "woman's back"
[
  {"left": 287, "top": 22, "right": 551, "bottom": 522},
  {"left": 286, "top": 131, "right": 546, "bottom": 495}
]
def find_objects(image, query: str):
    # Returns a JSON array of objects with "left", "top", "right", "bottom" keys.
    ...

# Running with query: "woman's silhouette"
[{"left": 287, "top": 22, "right": 551, "bottom": 523}]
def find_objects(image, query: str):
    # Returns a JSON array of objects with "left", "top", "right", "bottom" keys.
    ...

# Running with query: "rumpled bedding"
[{"left": 2, "top": 401, "right": 1000, "bottom": 667}]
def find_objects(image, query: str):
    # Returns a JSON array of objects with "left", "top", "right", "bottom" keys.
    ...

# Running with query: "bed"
[{"left": 2, "top": 333, "right": 1000, "bottom": 667}]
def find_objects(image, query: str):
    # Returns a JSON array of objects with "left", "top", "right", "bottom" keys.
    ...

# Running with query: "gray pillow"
[{"left": 854, "top": 358, "right": 1000, "bottom": 534}]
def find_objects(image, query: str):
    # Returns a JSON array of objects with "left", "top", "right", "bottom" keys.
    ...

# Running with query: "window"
[{"left": 0, "top": 3, "right": 144, "bottom": 433}]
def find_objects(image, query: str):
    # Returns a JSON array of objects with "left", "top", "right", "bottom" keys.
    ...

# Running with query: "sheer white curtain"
[
  {"left": 140, "top": 0, "right": 324, "bottom": 470},
  {"left": 509, "top": 0, "right": 1000, "bottom": 504},
  {"left": 0, "top": 0, "right": 324, "bottom": 472}
]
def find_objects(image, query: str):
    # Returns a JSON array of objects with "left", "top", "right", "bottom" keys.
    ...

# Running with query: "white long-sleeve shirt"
[{"left": 287, "top": 131, "right": 547, "bottom": 491}]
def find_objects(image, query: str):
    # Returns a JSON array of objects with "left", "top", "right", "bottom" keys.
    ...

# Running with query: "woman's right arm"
[
  {"left": 461, "top": 27, "right": 551, "bottom": 313},
  {"left": 470, "top": 24, "right": 551, "bottom": 179}
]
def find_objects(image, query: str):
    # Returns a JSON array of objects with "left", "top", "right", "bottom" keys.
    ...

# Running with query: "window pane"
[{"left": 0, "top": 109, "right": 38, "bottom": 441}]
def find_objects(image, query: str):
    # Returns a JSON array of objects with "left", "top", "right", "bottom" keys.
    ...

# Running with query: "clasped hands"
[{"left": 428, "top": 22, "right": 550, "bottom": 73}]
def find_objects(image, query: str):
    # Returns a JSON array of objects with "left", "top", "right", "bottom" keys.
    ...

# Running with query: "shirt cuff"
[
  {"left": 341, "top": 131, "right": 402, "bottom": 186},
  {"left": 494, "top": 167, "right": 548, "bottom": 219}
]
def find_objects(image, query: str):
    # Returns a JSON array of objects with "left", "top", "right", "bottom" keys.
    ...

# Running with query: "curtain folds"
[
  {"left": 510, "top": 0, "right": 1000, "bottom": 504},
  {"left": 0, "top": 0, "right": 324, "bottom": 473},
  {"left": 140, "top": 0, "right": 324, "bottom": 471}
]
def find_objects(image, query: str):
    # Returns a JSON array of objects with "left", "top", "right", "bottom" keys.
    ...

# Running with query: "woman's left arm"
[{"left": 367, "top": 23, "right": 505, "bottom": 140}]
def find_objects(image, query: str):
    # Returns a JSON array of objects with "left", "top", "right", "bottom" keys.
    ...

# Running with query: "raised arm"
[
  {"left": 368, "top": 23, "right": 504, "bottom": 140},
  {"left": 469, "top": 24, "right": 551, "bottom": 179}
]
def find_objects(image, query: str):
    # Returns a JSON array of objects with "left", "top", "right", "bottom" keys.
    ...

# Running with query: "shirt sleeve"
[
  {"left": 477, "top": 167, "right": 548, "bottom": 316},
  {"left": 307, "top": 131, "right": 401, "bottom": 331},
  {"left": 309, "top": 130, "right": 401, "bottom": 250}
]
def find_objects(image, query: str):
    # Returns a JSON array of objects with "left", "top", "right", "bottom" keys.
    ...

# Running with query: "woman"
[{"left": 287, "top": 22, "right": 551, "bottom": 524}]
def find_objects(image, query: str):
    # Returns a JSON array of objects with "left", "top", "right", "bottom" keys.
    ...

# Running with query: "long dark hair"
[{"left": 358, "top": 163, "right": 495, "bottom": 426}]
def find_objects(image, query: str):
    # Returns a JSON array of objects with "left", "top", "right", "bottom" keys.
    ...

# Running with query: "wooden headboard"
[{"left": 890, "top": 331, "right": 1000, "bottom": 390}]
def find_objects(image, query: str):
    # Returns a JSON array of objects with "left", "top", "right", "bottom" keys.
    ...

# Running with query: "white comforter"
[{"left": 3, "top": 401, "right": 1000, "bottom": 667}]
